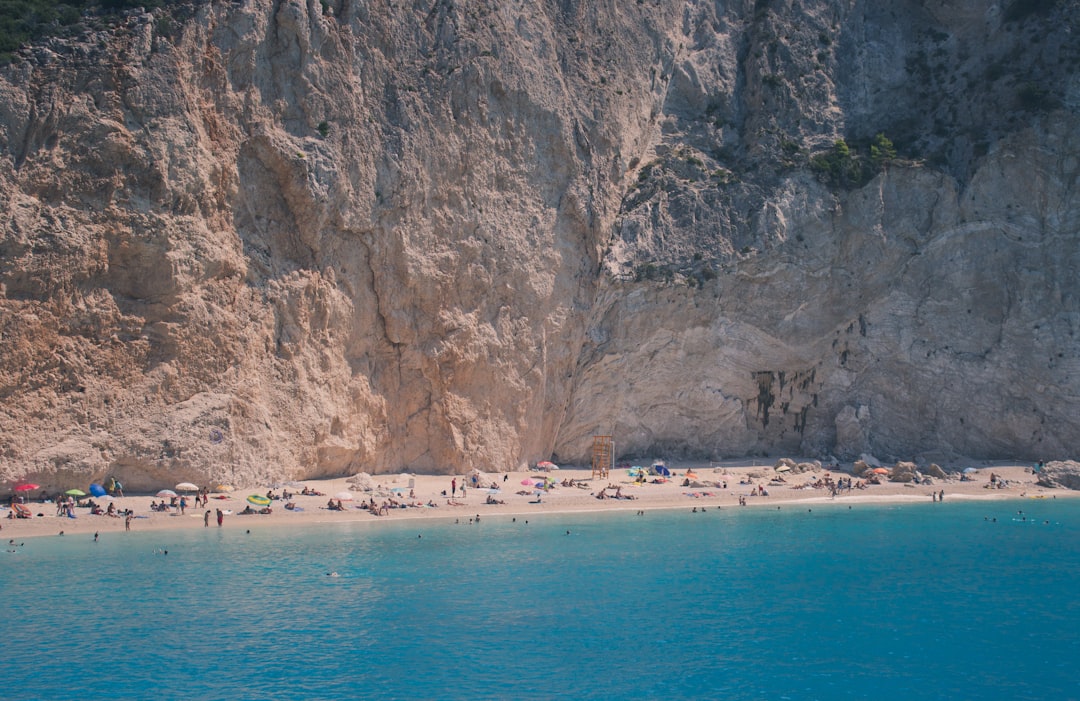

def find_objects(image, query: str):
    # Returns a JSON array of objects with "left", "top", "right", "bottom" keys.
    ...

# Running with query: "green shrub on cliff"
[
  {"left": 869, "top": 133, "right": 897, "bottom": 168},
  {"left": 810, "top": 139, "right": 863, "bottom": 187},
  {"left": 811, "top": 134, "right": 897, "bottom": 189}
]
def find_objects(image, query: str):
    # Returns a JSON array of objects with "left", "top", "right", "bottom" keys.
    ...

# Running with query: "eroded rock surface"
[{"left": 1, "top": 0, "right": 1078, "bottom": 488}]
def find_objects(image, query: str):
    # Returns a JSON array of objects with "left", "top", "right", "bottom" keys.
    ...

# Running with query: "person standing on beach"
[
  {"left": 204, "top": 510, "right": 211, "bottom": 527},
  {"left": 451, "top": 478, "right": 457, "bottom": 498},
  {"left": 216, "top": 509, "right": 223, "bottom": 527},
  {"left": 125, "top": 512, "right": 132, "bottom": 531}
]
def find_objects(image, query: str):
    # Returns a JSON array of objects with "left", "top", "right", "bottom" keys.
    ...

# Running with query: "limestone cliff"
[{"left": 0, "top": 0, "right": 1077, "bottom": 489}]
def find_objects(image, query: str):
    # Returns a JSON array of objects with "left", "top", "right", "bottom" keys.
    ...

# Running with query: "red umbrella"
[{"left": 14, "top": 483, "right": 40, "bottom": 492}]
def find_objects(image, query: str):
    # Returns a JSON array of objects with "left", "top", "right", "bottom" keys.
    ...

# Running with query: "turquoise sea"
[{"left": 2, "top": 499, "right": 1078, "bottom": 700}]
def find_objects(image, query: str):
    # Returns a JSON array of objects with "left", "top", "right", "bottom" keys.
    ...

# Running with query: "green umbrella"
[{"left": 65, "top": 488, "right": 87, "bottom": 497}]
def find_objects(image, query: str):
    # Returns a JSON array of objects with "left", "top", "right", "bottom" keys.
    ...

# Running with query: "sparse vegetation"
[
  {"left": 0, "top": 0, "right": 174, "bottom": 62},
  {"left": 635, "top": 263, "right": 675, "bottom": 284},
  {"left": 810, "top": 139, "right": 862, "bottom": 187},
  {"left": 869, "top": 133, "right": 896, "bottom": 168},
  {"left": 637, "top": 160, "right": 659, "bottom": 182},
  {"left": 811, "top": 134, "right": 897, "bottom": 189},
  {"left": 711, "top": 168, "right": 736, "bottom": 184},
  {"left": 318, "top": 120, "right": 330, "bottom": 138}
]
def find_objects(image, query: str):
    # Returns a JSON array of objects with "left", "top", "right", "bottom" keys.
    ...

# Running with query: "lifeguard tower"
[{"left": 590, "top": 435, "right": 613, "bottom": 480}]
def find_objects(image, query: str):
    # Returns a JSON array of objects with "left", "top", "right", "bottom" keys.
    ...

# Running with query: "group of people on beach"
[{"left": 595, "top": 485, "right": 635, "bottom": 500}]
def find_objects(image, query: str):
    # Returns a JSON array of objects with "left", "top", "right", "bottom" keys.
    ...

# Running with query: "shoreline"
[{"left": 4, "top": 461, "right": 1073, "bottom": 541}]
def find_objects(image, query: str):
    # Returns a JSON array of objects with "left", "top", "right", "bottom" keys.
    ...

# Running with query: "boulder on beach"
[
  {"left": 347, "top": 472, "right": 374, "bottom": 492},
  {"left": 1036, "top": 460, "right": 1080, "bottom": 490},
  {"left": 925, "top": 463, "right": 947, "bottom": 479},
  {"left": 890, "top": 462, "right": 916, "bottom": 483},
  {"left": 775, "top": 458, "right": 797, "bottom": 472},
  {"left": 773, "top": 458, "right": 819, "bottom": 474}
]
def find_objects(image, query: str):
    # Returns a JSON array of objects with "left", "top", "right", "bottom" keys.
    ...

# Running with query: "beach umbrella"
[
  {"left": 247, "top": 494, "right": 271, "bottom": 507},
  {"left": 89, "top": 483, "right": 107, "bottom": 497},
  {"left": 65, "top": 488, "right": 87, "bottom": 497},
  {"left": 871, "top": 468, "right": 889, "bottom": 475},
  {"left": 14, "top": 483, "right": 39, "bottom": 492},
  {"left": 537, "top": 461, "right": 558, "bottom": 471},
  {"left": 775, "top": 465, "right": 791, "bottom": 473},
  {"left": 962, "top": 467, "right": 978, "bottom": 474},
  {"left": 213, "top": 484, "right": 234, "bottom": 493},
  {"left": 334, "top": 491, "right": 355, "bottom": 502},
  {"left": 520, "top": 479, "right": 533, "bottom": 486},
  {"left": 175, "top": 482, "right": 199, "bottom": 492},
  {"left": 156, "top": 489, "right": 178, "bottom": 498}
]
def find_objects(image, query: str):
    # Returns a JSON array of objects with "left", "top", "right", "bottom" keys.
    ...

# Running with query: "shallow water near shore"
[{"left": 3, "top": 498, "right": 1078, "bottom": 700}]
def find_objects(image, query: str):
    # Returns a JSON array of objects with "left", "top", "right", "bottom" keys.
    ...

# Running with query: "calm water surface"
[{"left": 2, "top": 499, "right": 1078, "bottom": 700}]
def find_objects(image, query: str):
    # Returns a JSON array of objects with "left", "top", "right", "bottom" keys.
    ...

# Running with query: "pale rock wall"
[
  {"left": 563, "top": 121, "right": 1080, "bottom": 463},
  {"left": 0, "top": 0, "right": 1078, "bottom": 490}
]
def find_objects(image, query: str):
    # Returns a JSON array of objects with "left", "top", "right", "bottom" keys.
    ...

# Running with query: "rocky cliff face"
[{"left": 1, "top": 0, "right": 1078, "bottom": 488}]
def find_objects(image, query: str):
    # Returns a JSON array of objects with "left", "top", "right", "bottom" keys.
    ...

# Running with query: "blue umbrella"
[{"left": 89, "top": 483, "right": 107, "bottom": 497}]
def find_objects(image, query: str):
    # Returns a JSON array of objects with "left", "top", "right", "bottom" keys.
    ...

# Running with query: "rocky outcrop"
[
  {"left": 1036, "top": 461, "right": 1080, "bottom": 490},
  {"left": 1, "top": 0, "right": 1078, "bottom": 489}
]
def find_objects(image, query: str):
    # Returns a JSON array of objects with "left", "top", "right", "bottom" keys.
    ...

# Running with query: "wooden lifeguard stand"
[{"left": 591, "top": 435, "right": 614, "bottom": 479}]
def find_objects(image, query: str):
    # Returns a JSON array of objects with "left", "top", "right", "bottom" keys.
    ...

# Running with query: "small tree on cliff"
[
  {"left": 811, "top": 139, "right": 863, "bottom": 187},
  {"left": 870, "top": 133, "right": 897, "bottom": 170}
]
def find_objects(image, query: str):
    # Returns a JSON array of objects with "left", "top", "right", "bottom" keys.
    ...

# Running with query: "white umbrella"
[
  {"left": 156, "top": 489, "right": 178, "bottom": 498},
  {"left": 175, "top": 482, "right": 199, "bottom": 492},
  {"left": 334, "top": 491, "right": 354, "bottom": 501}
]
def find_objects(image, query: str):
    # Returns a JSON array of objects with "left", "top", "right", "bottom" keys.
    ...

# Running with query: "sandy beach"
[{"left": 3, "top": 460, "right": 1072, "bottom": 541}]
